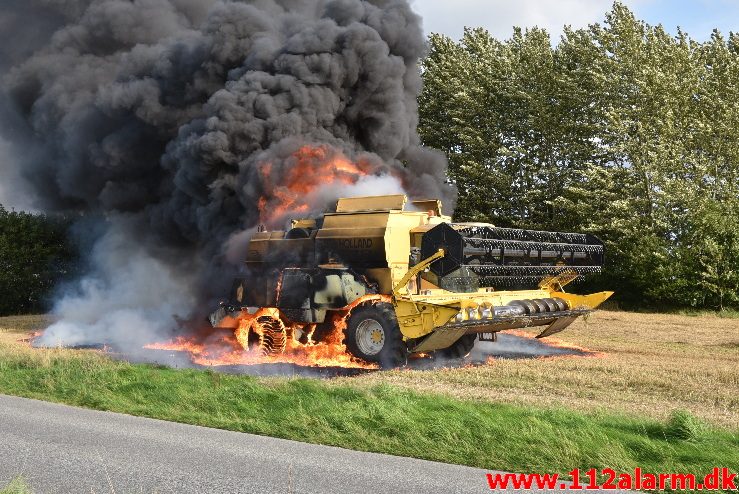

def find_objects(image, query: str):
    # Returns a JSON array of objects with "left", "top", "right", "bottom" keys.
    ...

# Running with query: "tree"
[
  {"left": 419, "top": 2, "right": 739, "bottom": 310},
  {"left": 0, "top": 205, "right": 75, "bottom": 315}
]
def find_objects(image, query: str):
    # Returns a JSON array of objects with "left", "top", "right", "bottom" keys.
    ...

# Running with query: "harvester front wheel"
[
  {"left": 438, "top": 334, "right": 477, "bottom": 360},
  {"left": 344, "top": 303, "right": 406, "bottom": 369}
]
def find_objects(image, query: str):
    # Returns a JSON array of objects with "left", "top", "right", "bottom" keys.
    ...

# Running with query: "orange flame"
[
  {"left": 257, "top": 144, "right": 376, "bottom": 225},
  {"left": 147, "top": 146, "right": 400, "bottom": 370},
  {"left": 146, "top": 295, "right": 392, "bottom": 369}
]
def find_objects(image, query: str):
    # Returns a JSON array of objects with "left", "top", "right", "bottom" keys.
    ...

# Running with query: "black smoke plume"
[{"left": 1, "top": 0, "right": 454, "bottom": 348}]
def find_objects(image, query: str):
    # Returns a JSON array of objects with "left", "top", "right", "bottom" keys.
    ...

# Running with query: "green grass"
[
  {"left": 0, "top": 346, "right": 736, "bottom": 487},
  {"left": 1, "top": 316, "right": 737, "bottom": 492},
  {"left": 678, "top": 308, "right": 739, "bottom": 319},
  {"left": 0, "top": 477, "right": 30, "bottom": 494},
  {"left": 615, "top": 305, "right": 739, "bottom": 319}
]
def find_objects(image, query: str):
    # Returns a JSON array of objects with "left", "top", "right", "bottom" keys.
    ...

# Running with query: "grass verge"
[
  {"left": 0, "top": 477, "right": 31, "bottom": 494},
  {"left": 0, "top": 321, "right": 737, "bottom": 489}
]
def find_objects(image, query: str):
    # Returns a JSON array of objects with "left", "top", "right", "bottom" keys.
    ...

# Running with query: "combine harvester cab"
[{"left": 211, "top": 195, "right": 613, "bottom": 368}]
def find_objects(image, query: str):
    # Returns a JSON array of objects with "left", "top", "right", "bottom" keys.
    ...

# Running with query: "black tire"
[
  {"left": 438, "top": 334, "right": 477, "bottom": 360},
  {"left": 344, "top": 303, "right": 407, "bottom": 369}
]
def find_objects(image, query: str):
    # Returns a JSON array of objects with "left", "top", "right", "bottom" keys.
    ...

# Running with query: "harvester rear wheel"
[
  {"left": 344, "top": 303, "right": 407, "bottom": 369},
  {"left": 255, "top": 315, "right": 288, "bottom": 356},
  {"left": 438, "top": 334, "right": 477, "bottom": 360}
]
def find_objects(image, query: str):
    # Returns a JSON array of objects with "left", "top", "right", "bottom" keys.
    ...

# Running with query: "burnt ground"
[{"left": 115, "top": 333, "right": 595, "bottom": 378}]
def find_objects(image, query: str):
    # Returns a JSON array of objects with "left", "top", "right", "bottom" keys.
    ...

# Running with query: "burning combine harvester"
[{"left": 210, "top": 195, "right": 613, "bottom": 368}]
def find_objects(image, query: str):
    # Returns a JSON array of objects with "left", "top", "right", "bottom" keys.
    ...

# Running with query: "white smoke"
[
  {"left": 36, "top": 220, "right": 198, "bottom": 350},
  {"left": 329, "top": 174, "right": 407, "bottom": 199},
  {"left": 470, "top": 334, "right": 590, "bottom": 360}
]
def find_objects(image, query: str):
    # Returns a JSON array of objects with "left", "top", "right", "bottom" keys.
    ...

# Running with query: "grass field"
[
  {"left": 343, "top": 311, "right": 739, "bottom": 428},
  {"left": 0, "top": 312, "right": 737, "bottom": 491}
]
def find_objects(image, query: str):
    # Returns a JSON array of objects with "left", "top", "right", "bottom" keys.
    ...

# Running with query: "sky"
[{"left": 411, "top": 0, "right": 739, "bottom": 42}]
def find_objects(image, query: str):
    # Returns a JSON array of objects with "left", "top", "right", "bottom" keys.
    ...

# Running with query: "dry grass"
[
  {"left": 0, "top": 315, "right": 49, "bottom": 355},
  {"left": 0, "top": 315, "right": 47, "bottom": 335},
  {"left": 339, "top": 311, "right": 739, "bottom": 428},
  {"left": 2, "top": 312, "right": 737, "bottom": 429},
  {"left": 0, "top": 315, "right": 112, "bottom": 371}
]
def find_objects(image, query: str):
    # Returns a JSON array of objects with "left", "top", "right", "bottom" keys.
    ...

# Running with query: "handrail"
[{"left": 392, "top": 249, "right": 446, "bottom": 298}]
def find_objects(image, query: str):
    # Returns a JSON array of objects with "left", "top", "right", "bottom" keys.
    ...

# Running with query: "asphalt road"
[
  {"left": 0, "top": 395, "right": 506, "bottom": 493},
  {"left": 0, "top": 395, "right": 633, "bottom": 494}
]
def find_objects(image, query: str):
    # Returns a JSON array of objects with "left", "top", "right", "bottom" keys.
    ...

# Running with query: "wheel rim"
[{"left": 355, "top": 318, "right": 386, "bottom": 356}]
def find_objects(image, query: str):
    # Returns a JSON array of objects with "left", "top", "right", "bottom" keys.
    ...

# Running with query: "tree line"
[
  {"left": 419, "top": 2, "right": 739, "bottom": 310},
  {"left": 0, "top": 206, "right": 74, "bottom": 316}
]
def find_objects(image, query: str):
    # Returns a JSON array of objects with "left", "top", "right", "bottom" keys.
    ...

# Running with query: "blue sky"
[
  {"left": 412, "top": 0, "right": 739, "bottom": 42},
  {"left": 638, "top": 0, "right": 739, "bottom": 38}
]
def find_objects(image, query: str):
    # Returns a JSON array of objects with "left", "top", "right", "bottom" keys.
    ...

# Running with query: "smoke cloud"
[
  {"left": 37, "top": 221, "right": 197, "bottom": 350},
  {"left": 0, "top": 136, "right": 26, "bottom": 211},
  {"left": 3, "top": 0, "right": 454, "bottom": 347}
]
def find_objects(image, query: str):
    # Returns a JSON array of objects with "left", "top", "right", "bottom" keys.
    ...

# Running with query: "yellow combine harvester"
[{"left": 210, "top": 195, "right": 613, "bottom": 368}]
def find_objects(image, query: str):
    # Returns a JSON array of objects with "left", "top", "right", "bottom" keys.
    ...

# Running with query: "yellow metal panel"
[
  {"left": 539, "top": 271, "right": 580, "bottom": 291},
  {"left": 321, "top": 212, "right": 391, "bottom": 229},
  {"left": 316, "top": 226, "right": 388, "bottom": 239},
  {"left": 392, "top": 248, "right": 445, "bottom": 298},
  {"left": 409, "top": 289, "right": 552, "bottom": 307},
  {"left": 365, "top": 268, "right": 393, "bottom": 293},
  {"left": 394, "top": 299, "right": 459, "bottom": 339},
  {"left": 336, "top": 195, "right": 407, "bottom": 212},
  {"left": 384, "top": 211, "right": 431, "bottom": 271},
  {"left": 551, "top": 291, "right": 614, "bottom": 310},
  {"left": 291, "top": 219, "right": 317, "bottom": 229}
]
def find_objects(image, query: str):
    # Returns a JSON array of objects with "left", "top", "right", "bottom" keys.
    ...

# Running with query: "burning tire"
[
  {"left": 254, "top": 315, "right": 288, "bottom": 356},
  {"left": 438, "top": 334, "right": 477, "bottom": 360},
  {"left": 344, "top": 303, "right": 406, "bottom": 368}
]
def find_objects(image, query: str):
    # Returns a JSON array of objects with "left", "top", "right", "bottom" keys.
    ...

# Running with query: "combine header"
[{"left": 211, "top": 195, "right": 612, "bottom": 368}]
